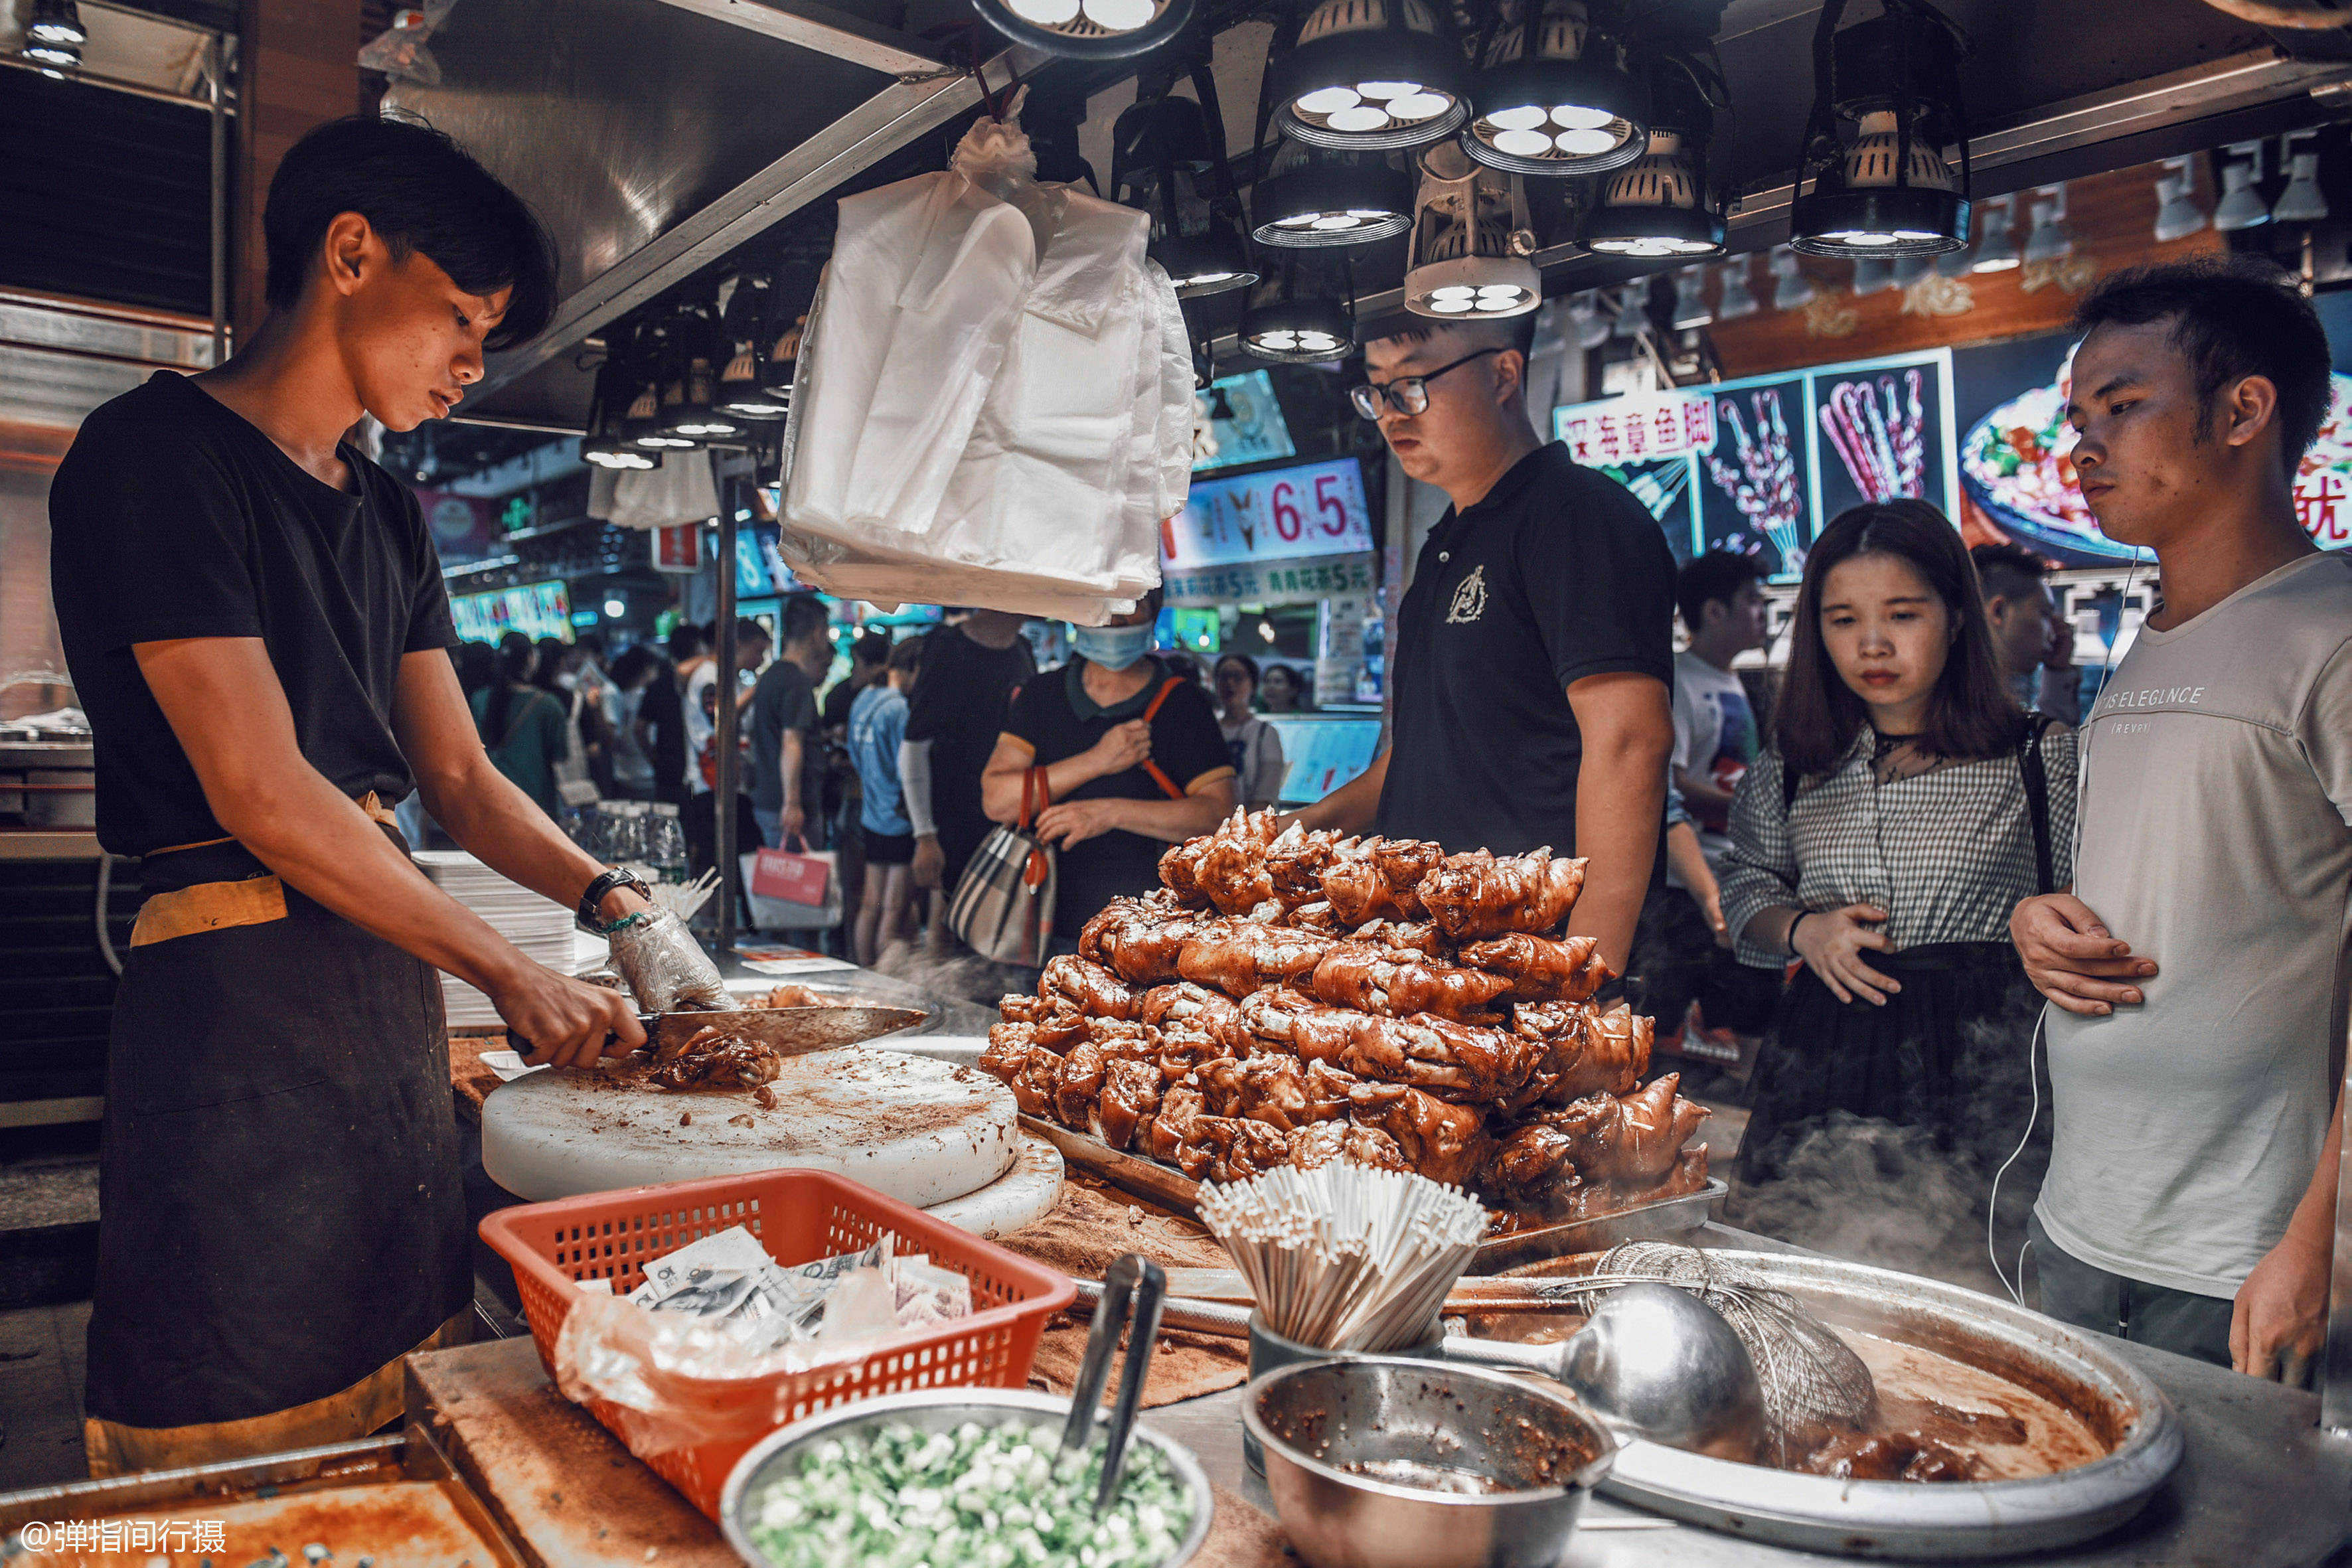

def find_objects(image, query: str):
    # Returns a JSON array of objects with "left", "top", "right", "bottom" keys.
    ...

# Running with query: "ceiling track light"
[
  {"left": 1251, "top": 143, "right": 1415, "bottom": 246},
  {"left": 2021, "top": 183, "right": 2071, "bottom": 266},
  {"left": 1714, "top": 256, "right": 1759, "bottom": 321},
  {"left": 646, "top": 305, "right": 745, "bottom": 447},
  {"left": 1240, "top": 253, "right": 1360, "bottom": 363},
  {"left": 1769, "top": 244, "right": 1815, "bottom": 311},
  {"left": 1462, "top": 0, "right": 1650, "bottom": 179},
  {"left": 1402, "top": 143, "right": 1541, "bottom": 319},
  {"left": 1961, "top": 193, "right": 2017, "bottom": 272},
  {"left": 582, "top": 353, "right": 661, "bottom": 471},
  {"left": 1788, "top": 0, "right": 1973, "bottom": 259},
  {"left": 28, "top": 0, "right": 86, "bottom": 44},
  {"left": 976, "top": 0, "right": 1194, "bottom": 62},
  {"left": 2152, "top": 156, "right": 2207, "bottom": 244},
  {"left": 1669, "top": 265, "right": 1711, "bottom": 329},
  {"left": 1271, "top": 0, "right": 1470, "bottom": 151},
  {"left": 2274, "top": 129, "right": 2328, "bottom": 224},
  {"left": 1609, "top": 279, "right": 1647, "bottom": 337},
  {"left": 713, "top": 275, "right": 792, "bottom": 422},
  {"left": 1119, "top": 64, "right": 1261, "bottom": 297},
  {"left": 1579, "top": 52, "right": 1727, "bottom": 259},
  {"left": 2214, "top": 140, "right": 2270, "bottom": 232}
]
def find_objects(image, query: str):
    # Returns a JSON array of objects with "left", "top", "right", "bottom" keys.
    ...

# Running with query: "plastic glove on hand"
[{"left": 607, "top": 907, "right": 730, "bottom": 1014}]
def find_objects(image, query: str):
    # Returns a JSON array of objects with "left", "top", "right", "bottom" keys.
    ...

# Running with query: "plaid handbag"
[{"left": 945, "top": 765, "right": 1059, "bottom": 966}]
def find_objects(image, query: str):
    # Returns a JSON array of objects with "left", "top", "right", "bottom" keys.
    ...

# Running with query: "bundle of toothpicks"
[{"left": 1195, "top": 1162, "right": 1487, "bottom": 1353}]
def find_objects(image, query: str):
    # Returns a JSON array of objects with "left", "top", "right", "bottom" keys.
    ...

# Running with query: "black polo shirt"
[
  {"left": 1376, "top": 442, "right": 1674, "bottom": 856},
  {"left": 49, "top": 372, "right": 457, "bottom": 857}
]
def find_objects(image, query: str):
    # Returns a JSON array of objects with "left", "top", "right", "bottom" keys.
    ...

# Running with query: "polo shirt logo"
[{"left": 1446, "top": 564, "right": 1488, "bottom": 624}]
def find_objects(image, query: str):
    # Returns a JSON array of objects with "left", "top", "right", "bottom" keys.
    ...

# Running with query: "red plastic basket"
[{"left": 479, "top": 1167, "right": 1075, "bottom": 1520}]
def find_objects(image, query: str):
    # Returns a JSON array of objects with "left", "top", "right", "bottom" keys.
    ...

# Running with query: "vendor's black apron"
[
  {"left": 84, "top": 800, "right": 470, "bottom": 1472},
  {"left": 1735, "top": 941, "right": 2048, "bottom": 1188}
]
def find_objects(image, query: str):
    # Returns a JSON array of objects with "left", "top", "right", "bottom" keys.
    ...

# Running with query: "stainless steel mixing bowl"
[
  {"left": 1243, "top": 1358, "right": 1617, "bottom": 1568},
  {"left": 719, "top": 1387, "right": 1215, "bottom": 1568}
]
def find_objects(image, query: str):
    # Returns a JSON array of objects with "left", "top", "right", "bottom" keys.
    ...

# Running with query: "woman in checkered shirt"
[{"left": 1718, "top": 501, "right": 2076, "bottom": 1218}]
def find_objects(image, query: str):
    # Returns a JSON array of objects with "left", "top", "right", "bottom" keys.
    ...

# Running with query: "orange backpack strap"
[{"left": 1138, "top": 678, "right": 1185, "bottom": 801}]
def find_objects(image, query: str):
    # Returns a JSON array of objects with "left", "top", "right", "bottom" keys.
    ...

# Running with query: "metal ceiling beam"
[
  {"left": 475, "top": 43, "right": 1042, "bottom": 404},
  {"left": 644, "top": 0, "right": 947, "bottom": 80}
]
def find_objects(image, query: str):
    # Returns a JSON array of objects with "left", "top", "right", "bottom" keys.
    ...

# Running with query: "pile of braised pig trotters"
[{"left": 979, "top": 811, "right": 1710, "bottom": 1228}]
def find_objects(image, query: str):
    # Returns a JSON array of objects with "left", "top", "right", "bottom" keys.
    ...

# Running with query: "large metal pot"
[
  {"left": 1555, "top": 1251, "right": 2185, "bottom": 1559},
  {"left": 718, "top": 1387, "right": 1215, "bottom": 1568}
]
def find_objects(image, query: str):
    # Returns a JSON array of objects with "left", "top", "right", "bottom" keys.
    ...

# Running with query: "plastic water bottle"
[{"left": 649, "top": 803, "right": 688, "bottom": 885}]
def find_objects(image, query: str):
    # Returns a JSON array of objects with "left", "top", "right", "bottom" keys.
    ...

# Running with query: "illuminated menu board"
[
  {"left": 451, "top": 580, "right": 574, "bottom": 644},
  {"left": 1557, "top": 348, "right": 1959, "bottom": 580}
]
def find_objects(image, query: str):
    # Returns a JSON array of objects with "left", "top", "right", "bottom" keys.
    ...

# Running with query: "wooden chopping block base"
[{"left": 479, "top": 1045, "right": 1018, "bottom": 1208}]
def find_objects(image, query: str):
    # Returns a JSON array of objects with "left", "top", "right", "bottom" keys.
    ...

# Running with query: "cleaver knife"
[{"left": 510, "top": 1004, "right": 929, "bottom": 1064}]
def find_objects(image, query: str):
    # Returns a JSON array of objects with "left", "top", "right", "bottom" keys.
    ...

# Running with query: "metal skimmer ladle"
[
  {"left": 1059, "top": 1252, "right": 1170, "bottom": 1517},
  {"left": 1443, "top": 1281, "right": 1768, "bottom": 1461}
]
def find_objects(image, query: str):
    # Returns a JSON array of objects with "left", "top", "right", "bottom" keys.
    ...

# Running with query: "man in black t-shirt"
[
  {"left": 984, "top": 591, "right": 1236, "bottom": 947},
  {"left": 1293, "top": 316, "right": 1675, "bottom": 975},
  {"left": 903, "top": 610, "right": 1037, "bottom": 904},
  {"left": 46, "top": 118, "right": 720, "bottom": 1472}
]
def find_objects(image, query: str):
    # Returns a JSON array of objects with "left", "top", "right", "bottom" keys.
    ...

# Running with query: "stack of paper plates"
[{"left": 414, "top": 851, "right": 577, "bottom": 1029}]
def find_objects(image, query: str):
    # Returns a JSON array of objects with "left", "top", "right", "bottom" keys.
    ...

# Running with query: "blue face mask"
[{"left": 1073, "top": 622, "right": 1154, "bottom": 672}]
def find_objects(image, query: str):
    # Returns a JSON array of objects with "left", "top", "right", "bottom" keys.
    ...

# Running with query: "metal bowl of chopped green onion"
[{"left": 719, "top": 1387, "right": 1215, "bottom": 1568}]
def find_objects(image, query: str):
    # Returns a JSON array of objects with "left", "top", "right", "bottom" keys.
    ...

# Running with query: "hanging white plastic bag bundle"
[
  {"left": 779, "top": 108, "right": 1195, "bottom": 625},
  {"left": 781, "top": 129, "right": 1038, "bottom": 556}
]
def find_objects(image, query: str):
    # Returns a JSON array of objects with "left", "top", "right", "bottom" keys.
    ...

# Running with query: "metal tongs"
[{"left": 1058, "top": 1252, "right": 1168, "bottom": 1518}]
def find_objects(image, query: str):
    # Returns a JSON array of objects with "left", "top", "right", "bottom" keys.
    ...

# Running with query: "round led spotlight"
[
  {"left": 1240, "top": 296, "right": 1357, "bottom": 364},
  {"left": 1251, "top": 155, "right": 1415, "bottom": 248},
  {"left": 1788, "top": 187, "right": 1968, "bottom": 258},
  {"left": 1150, "top": 226, "right": 1260, "bottom": 299},
  {"left": 28, "top": 0, "right": 85, "bottom": 44},
  {"left": 1579, "top": 129, "right": 1725, "bottom": 260},
  {"left": 24, "top": 39, "right": 79, "bottom": 66},
  {"left": 1404, "top": 254, "right": 1541, "bottom": 319},
  {"left": 975, "top": 0, "right": 1194, "bottom": 60},
  {"left": 1463, "top": 56, "right": 1647, "bottom": 177},
  {"left": 1274, "top": 0, "right": 1470, "bottom": 151}
]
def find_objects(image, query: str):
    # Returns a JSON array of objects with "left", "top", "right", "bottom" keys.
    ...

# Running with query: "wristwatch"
[{"left": 577, "top": 866, "right": 653, "bottom": 935}]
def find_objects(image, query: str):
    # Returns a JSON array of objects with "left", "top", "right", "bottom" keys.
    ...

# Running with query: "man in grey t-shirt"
[{"left": 2013, "top": 259, "right": 2347, "bottom": 1387}]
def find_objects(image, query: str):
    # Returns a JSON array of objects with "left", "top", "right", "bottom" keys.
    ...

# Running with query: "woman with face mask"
[
  {"left": 1717, "top": 503, "right": 2077, "bottom": 1277},
  {"left": 980, "top": 589, "right": 1238, "bottom": 957}
]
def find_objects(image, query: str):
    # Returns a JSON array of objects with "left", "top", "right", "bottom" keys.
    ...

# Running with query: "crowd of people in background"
[{"left": 404, "top": 258, "right": 2343, "bottom": 1386}]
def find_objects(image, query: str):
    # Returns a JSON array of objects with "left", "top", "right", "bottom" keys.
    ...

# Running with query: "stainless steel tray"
[
  {"left": 1515, "top": 1251, "right": 2185, "bottom": 1559},
  {"left": 1016, "top": 1113, "right": 1721, "bottom": 1269}
]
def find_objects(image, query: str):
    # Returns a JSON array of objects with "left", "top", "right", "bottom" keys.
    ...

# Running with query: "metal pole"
[
  {"left": 713, "top": 465, "right": 740, "bottom": 956},
  {"left": 206, "top": 32, "right": 228, "bottom": 364}
]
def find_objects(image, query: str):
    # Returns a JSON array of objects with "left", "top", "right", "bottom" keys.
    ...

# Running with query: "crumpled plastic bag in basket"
[{"left": 551, "top": 1229, "right": 973, "bottom": 1460}]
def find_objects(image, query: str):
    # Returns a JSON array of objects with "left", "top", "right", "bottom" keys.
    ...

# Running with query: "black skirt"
[{"left": 1736, "top": 941, "right": 2047, "bottom": 1189}]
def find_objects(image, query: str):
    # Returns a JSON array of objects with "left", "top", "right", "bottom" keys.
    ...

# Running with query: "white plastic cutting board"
[
  {"left": 923, "top": 1133, "right": 1063, "bottom": 1237},
  {"left": 480, "top": 1046, "right": 1019, "bottom": 1208}
]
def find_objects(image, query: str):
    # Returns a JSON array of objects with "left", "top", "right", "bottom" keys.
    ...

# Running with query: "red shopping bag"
[{"left": 750, "top": 839, "right": 832, "bottom": 907}]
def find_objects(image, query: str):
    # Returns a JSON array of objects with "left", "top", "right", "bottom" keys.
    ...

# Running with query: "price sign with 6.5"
[{"left": 1162, "top": 458, "right": 1374, "bottom": 570}]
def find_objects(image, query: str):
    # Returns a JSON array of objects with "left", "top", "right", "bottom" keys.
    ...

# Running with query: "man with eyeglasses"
[{"left": 1291, "top": 316, "right": 1676, "bottom": 976}]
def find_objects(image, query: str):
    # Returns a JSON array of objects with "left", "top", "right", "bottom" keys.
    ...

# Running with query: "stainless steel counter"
[{"left": 1143, "top": 1224, "right": 2352, "bottom": 1565}]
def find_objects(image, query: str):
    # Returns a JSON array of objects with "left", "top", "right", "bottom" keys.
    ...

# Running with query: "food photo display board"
[{"left": 1557, "top": 348, "right": 1959, "bottom": 581}]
